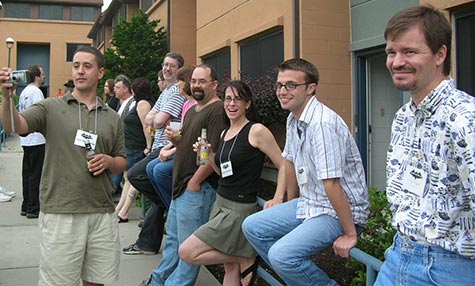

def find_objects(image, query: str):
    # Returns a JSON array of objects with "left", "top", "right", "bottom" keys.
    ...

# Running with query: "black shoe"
[
  {"left": 20, "top": 211, "right": 27, "bottom": 216},
  {"left": 122, "top": 243, "right": 157, "bottom": 255},
  {"left": 241, "top": 256, "right": 260, "bottom": 286},
  {"left": 26, "top": 213, "right": 39, "bottom": 219},
  {"left": 138, "top": 220, "right": 144, "bottom": 228},
  {"left": 117, "top": 215, "right": 129, "bottom": 223}
]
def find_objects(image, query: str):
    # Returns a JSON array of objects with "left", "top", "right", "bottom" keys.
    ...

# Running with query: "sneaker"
[
  {"left": 138, "top": 275, "right": 152, "bottom": 286},
  {"left": 122, "top": 243, "right": 157, "bottom": 255},
  {"left": 0, "top": 186, "right": 15, "bottom": 198},
  {"left": 26, "top": 213, "right": 39, "bottom": 219},
  {"left": 0, "top": 192, "right": 12, "bottom": 202}
]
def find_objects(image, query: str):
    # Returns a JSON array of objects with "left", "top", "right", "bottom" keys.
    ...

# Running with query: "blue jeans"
[
  {"left": 242, "top": 198, "right": 345, "bottom": 286},
  {"left": 375, "top": 234, "right": 475, "bottom": 286},
  {"left": 151, "top": 182, "right": 216, "bottom": 286},
  {"left": 146, "top": 157, "right": 174, "bottom": 208}
]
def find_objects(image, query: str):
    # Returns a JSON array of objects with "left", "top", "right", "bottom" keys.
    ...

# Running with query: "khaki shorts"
[{"left": 38, "top": 212, "right": 120, "bottom": 286}]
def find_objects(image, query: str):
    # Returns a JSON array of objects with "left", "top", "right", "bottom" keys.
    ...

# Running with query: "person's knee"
[
  {"left": 178, "top": 242, "right": 193, "bottom": 264},
  {"left": 268, "top": 243, "right": 293, "bottom": 270},
  {"left": 242, "top": 214, "right": 258, "bottom": 239}
]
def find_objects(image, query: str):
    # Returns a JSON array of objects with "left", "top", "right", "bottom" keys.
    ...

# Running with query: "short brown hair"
[
  {"left": 384, "top": 5, "right": 451, "bottom": 76},
  {"left": 176, "top": 66, "right": 194, "bottom": 96}
]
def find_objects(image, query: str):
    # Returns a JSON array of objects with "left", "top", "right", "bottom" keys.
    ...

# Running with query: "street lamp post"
[
  {"left": 5, "top": 37, "right": 16, "bottom": 133},
  {"left": 6, "top": 37, "right": 14, "bottom": 67}
]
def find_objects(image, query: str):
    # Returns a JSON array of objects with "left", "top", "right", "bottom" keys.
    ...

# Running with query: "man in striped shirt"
[{"left": 243, "top": 58, "right": 369, "bottom": 286}]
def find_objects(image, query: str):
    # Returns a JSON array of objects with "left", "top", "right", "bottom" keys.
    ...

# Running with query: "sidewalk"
[{"left": 0, "top": 134, "right": 221, "bottom": 286}]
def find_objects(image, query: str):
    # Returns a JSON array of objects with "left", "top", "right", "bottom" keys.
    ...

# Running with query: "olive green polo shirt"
[{"left": 20, "top": 93, "right": 126, "bottom": 213}]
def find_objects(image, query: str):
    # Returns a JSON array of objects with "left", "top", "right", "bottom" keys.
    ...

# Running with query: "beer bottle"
[
  {"left": 85, "top": 141, "right": 95, "bottom": 174},
  {"left": 196, "top": 128, "right": 209, "bottom": 165}
]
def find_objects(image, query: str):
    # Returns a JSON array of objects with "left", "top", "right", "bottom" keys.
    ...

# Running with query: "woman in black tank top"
[{"left": 179, "top": 80, "right": 286, "bottom": 286}]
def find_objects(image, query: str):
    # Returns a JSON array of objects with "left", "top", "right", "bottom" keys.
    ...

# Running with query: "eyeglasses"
[
  {"left": 224, "top": 96, "right": 246, "bottom": 104},
  {"left": 274, "top": 82, "right": 311, "bottom": 91},
  {"left": 162, "top": 62, "right": 178, "bottom": 69},
  {"left": 190, "top": 79, "right": 213, "bottom": 85}
]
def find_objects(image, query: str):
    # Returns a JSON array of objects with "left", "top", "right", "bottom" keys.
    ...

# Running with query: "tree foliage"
[{"left": 102, "top": 10, "right": 168, "bottom": 97}]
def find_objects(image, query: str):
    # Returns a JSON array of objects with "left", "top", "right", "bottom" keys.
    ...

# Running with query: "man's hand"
[
  {"left": 186, "top": 179, "right": 201, "bottom": 193},
  {"left": 332, "top": 234, "right": 358, "bottom": 259},
  {"left": 263, "top": 197, "right": 284, "bottom": 209},
  {"left": 88, "top": 154, "right": 111, "bottom": 176},
  {"left": 0, "top": 67, "right": 15, "bottom": 92}
]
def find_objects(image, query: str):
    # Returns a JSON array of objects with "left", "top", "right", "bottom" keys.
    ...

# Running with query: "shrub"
[
  {"left": 240, "top": 71, "right": 289, "bottom": 128},
  {"left": 347, "top": 187, "right": 396, "bottom": 286}
]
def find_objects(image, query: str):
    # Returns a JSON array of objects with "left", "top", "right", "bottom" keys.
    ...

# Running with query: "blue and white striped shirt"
[
  {"left": 151, "top": 83, "right": 186, "bottom": 150},
  {"left": 283, "top": 96, "right": 369, "bottom": 224}
]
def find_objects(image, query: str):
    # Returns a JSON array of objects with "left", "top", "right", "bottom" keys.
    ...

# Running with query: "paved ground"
[{"left": 0, "top": 134, "right": 220, "bottom": 286}]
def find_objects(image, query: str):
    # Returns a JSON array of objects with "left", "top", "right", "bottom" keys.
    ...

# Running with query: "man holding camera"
[
  {"left": 18, "top": 65, "right": 46, "bottom": 219},
  {"left": 0, "top": 46, "right": 126, "bottom": 286}
]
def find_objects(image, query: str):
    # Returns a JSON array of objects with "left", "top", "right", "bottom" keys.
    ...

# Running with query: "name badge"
[
  {"left": 401, "top": 165, "right": 427, "bottom": 197},
  {"left": 74, "top": 129, "right": 98, "bottom": 149},
  {"left": 297, "top": 166, "right": 308, "bottom": 185},
  {"left": 220, "top": 161, "right": 233, "bottom": 178}
]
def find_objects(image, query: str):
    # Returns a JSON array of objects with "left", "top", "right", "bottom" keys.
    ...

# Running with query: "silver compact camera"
[{"left": 7, "top": 70, "right": 29, "bottom": 85}]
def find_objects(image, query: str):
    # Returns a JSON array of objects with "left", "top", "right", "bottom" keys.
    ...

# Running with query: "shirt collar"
[
  {"left": 410, "top": 78, "right": 453, "bottom": 117},
  {"left": 289, "top": 96, "right": 319, "bottom": 127},
  {"left": 64, "top": 92, "right": 108, "bottom": 110}
]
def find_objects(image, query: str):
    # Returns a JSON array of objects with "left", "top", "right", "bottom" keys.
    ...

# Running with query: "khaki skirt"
[{"left": 194, "top": 194, "right": 258, "bottom": 258}]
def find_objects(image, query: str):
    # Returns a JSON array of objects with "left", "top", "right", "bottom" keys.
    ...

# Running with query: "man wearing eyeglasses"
[
  {"left": 242, "top": 58, "right": 369, "bottom": 286},
  {"left": 141, "top": 64, "right": 225, "bottom": 286},
  {"left": 123, "top": 52, "right": 186, "bottom": 256}
]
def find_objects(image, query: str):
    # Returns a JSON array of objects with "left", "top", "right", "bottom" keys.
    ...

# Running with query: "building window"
[
  {"left": 203, "top": 48, "right": 231, "bottom": 83},
  {"left": 141, "top": 0, "right": 155, "bottom": 12},
  {"left": 71, "top": 6, "right": 95, "bottom": 22},
  {"left": 39, "top": 4, "right": 63, "bottom": 20},
  {"left": 240, "top": 29, "right": 284, "bottom": 81},
  {"left": 67, "top": 44, "right": 91, "bottom": 62},
  {"left": 455, "top": 10, "right": 475, "bottom": 95},
  {"left": 5, "top": 3, "right": 31, "bottom": 18}
]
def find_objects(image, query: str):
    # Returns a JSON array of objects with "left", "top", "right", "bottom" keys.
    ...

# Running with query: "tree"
[{"left": 103, "top": 10, "right": 168, "bottom": 97}]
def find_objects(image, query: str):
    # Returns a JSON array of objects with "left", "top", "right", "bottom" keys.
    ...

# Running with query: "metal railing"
[{"left": 254, "top": 197, "right": 383, "bottom": 286}]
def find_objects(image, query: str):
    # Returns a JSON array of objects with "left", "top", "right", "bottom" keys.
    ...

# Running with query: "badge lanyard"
[
  {"left": 73, "top": 96, "right": 99, "bottom": 149},
  {"left": 77, "top": 97, "right": 98, "bottom": 134},
  {"left": 218, "top": 130, "right": 239, "bottom": 178}
]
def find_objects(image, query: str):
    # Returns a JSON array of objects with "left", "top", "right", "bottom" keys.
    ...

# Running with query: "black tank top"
[{"left": 214, "top": 122, "right": 265, "bottom": 203}]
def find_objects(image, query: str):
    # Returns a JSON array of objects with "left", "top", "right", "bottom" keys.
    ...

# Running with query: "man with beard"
[
  {"left": 122, "top": 52, "right": 186, "bottom": 255},
  {"left": 141, "top": 64, "right": 226, "bottom": 286},
  {"left": 18, "top": 65, "right": 46, "bottom": 219}
]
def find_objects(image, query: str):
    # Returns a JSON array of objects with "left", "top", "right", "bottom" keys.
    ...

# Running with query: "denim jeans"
[
  {"left": 375, "top": 234, "right": 475, "bottom": 286},
  {"left": 242, "top": 198, "right": 344, "bottom": 286},
  {"left": 151, "top": 181, "right": 216, "bottom": 286},
  {"left": 146, "top": 156, "right": 174, "bottom": 208}
]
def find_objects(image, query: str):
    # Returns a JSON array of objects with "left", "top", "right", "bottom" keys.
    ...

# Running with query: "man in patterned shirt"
[
  {"left": 375, "top": 5, "right": 475, "bottom": 286},
  {"left": 242, "top": 58, "right": 369, "bottom": 286}
]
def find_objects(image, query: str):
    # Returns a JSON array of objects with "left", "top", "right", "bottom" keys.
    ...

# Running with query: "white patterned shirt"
[
  {"left": 283, "top": 96, "right": 369, "bottom": 225},
  {"left": 386, "top": 78, "right": 475, "bottom": 258}
]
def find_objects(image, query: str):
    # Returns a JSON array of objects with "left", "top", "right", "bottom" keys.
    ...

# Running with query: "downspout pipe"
[
  {"left": 293, "top": 0, "right": 300, "bottom": 58},
  {"left": 167, "top": 0, "right": 171, "bottom": 51}
]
